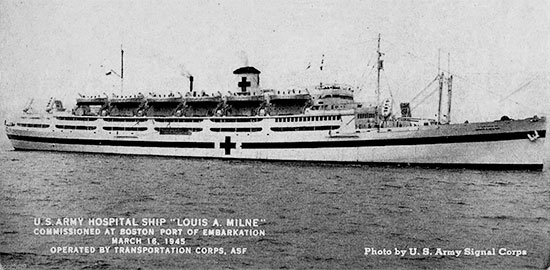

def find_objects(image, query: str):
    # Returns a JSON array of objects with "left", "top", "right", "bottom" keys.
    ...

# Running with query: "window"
[
  {"left": 154, "top": 127, "right": 201, "bottom": 135},
  {"left": 103, "top": 126, "right": 147, "bottom": 131},
  {"left": 155, "top": 118, "right": 203, "bottom": 123},
  {"left": 104, "top": 118, "right": 147, "bottom": 122},
  {"left": 55, "top": 125, "right": 96, "bottom": 130},
  {"left": 17, "top": 123, "right": 50, "bottom": 128},
  {"left": 210, "top": 127, "right": 262, "bottom": 132},
  {"left": 271, "top": 125, "right": 339, "bottom": 132}
]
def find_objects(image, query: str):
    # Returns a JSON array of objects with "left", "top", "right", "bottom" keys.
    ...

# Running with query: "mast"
[
  {"left": 376, "top": 33, "right": 382, "bottom": 128},
  {"left": 120, "top": 44, "right": 124, "bottom": 94},
  {"left": 437, "top": 49, "right": 443, "bottom": 124},
  {"left": 447, "top": 52, "right": 453, "bottom": 123},
  {"left": 437, "top": 48, "right": 441, "bottom": 75}
]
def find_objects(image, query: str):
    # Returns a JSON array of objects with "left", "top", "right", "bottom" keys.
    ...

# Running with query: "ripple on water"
[{"left": 0, "top": 150, "right": 548, "bottom": 269}]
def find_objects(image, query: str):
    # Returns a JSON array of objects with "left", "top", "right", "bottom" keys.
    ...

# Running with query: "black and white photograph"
[{"left": 0, "top": 0, "right": 549, "bottom": 269}]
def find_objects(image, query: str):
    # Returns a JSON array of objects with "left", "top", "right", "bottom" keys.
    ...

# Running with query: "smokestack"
[{"left": 189, "top": 76, "right": 194, "bottom": 92}]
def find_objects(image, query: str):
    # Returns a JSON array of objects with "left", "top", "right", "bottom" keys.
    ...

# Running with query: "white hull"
[
  {"left": 6, "top": 114, "right": 547, "bottom": 169},
  {"left": 8, "top": 137, "right": 545, "bottom": 166}
]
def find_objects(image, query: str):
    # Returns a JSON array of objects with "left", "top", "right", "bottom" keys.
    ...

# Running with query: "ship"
[{"left": 4, "top": 38, "right": 547, "bottom": 170}]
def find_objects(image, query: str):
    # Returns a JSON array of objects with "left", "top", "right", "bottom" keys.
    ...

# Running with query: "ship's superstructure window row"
[
  {"left": 271, "top": 125, "right": 340, "bottom": 132},
  {"left": 320, "top": 94, "right": 354, "bottom": 100},
  {"left": 357, "top": 113, "right": 376, "bottom": 119},
  {"left": 275, "top": 115, "right": 341, "bottom": 123},
  {"left": 154, "top": 118, "right": 203, "bottom": 123},
  {"left": 56, "top": 116, "right": 98, "bottom": 121},
  {"left": 17, "top": 123, "right": 50, "bottom": 128},
  {"left": 55, "top": 125, "right": 96, "bottom": 130},
  {"left": 154, "top": 127, "right": 202, "bottom": 135},
  {"left": 103, "top": 118, "right": 148, "bottom": 122},
  {"left": 210, "top": 127, "right": 262, "bottom": 132},
  {"left": 103, "top": 126, "right": 148, "bottom": 131},
  {"left": 210, "top": 118, "right": 263, "bottom": 123}
]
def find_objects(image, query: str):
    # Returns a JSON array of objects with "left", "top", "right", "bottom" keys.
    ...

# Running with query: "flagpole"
[
  {"left": 376, "top": 33, "right": 382, "bottom": 130},
  {"left": 120, "top": 44, "right": 124, "bottom": 95}
]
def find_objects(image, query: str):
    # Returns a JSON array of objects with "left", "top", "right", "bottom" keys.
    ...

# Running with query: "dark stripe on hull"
[
  {"left": 9, "top": 148, "right": 544, "bottom": 171},
  {"left": 242, "top": 130, "right": 546, "bottom": 149},
  {"left": 260, "top": 159, "right": 544, "bottom": 171},
  {"left": 7, "top": 130, "right": 546, "bottom": 149},
  {"left": 7, "top": 134, "right": 215, "bottom": 148}
]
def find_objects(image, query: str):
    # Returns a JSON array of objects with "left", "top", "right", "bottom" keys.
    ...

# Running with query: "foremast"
[
  {"left": 376, "top": 33, "right": 383, "bottom": 129},
  {"left": 436, "top": 51, "right": 453, "bottom": 124}
]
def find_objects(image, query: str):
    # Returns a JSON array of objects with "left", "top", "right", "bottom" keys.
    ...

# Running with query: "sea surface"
[{"left": 1, "top": 143, "right": 549, "bottom": 270}]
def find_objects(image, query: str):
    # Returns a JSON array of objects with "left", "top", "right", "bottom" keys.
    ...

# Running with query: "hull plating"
[{"left": 6, "top": 116, "right": 546, "bottom": 169}]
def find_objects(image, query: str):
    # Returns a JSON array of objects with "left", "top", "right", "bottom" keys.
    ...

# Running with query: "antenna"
[
  {"left": 376, "top": 34, "right": 382, "bottom": 105},
  {"left": 376, "top": 33, "right": 383, "bottom": 129},
  {"left": 438, "top": 48, "right": 441, "bottom": 74},
  {"left": 447, "top": 52, "right": 450, "bottom": 73},
  {"left": 447, "top": 52, "right": 453, "bottom": 123},
  {"left": 120, "top": 44, "right": 124, "bottom": 94},
  {"left": 437, "top": 48, "right": 443, "bottom": 124}
]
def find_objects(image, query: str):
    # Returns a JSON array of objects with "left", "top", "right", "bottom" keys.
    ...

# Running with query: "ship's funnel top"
[{"left": 233, "top": 66, "right": 261, "bottom": 74}]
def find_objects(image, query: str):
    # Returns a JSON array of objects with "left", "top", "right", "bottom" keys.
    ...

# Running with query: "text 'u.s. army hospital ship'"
[{"left": 5, "top": 38, "right": 547, "bottom": 170}]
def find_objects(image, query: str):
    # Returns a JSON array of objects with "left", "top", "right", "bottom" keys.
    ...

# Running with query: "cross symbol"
[
  {"left": 238, "top": 77, "right": 251, "bottom": 92},
  {"left": 220, "top": 136, "right": 236, "bottom": 155}
]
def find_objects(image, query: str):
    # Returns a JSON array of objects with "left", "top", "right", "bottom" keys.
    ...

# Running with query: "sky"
[{"left": 0, "top": 0, "right": 548, "bottom": 124}]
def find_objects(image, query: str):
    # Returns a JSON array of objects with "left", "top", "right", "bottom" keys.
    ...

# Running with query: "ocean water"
[{"left": 0, "top": 145, "right": 549, "bottom": 270}]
